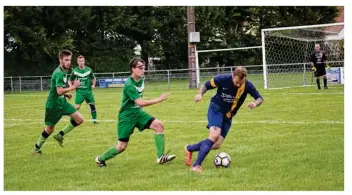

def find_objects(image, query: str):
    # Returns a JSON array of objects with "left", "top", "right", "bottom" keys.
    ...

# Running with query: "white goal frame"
[
  {"left": 261, "top": 22, "right": 344, "bottom": 89},
  {"left": 195, "top": 46, "right": 263, "bottom": 88}
]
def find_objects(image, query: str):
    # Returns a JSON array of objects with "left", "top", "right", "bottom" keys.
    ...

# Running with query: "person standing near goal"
[
  {"left": 310, "top": 44, "right": 328, "bottom": 89},
  {"left": 68, "top": 55, "right": 99, "bottom": 124},
  {"left": 184, "top": 66, "right": 263, "bottom": 173},
  {"left": 95, "top": 57, "right": 176, "bottom": 167},
  {"left": 31, "top": 50, "right": 85, "bottom": 155}
]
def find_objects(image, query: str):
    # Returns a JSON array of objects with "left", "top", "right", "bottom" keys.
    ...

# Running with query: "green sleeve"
[
  {"left": 89, "top": 69, "right": 95, "bottom": 79},
  {"left": 55, "top": 73, "right": 66, "bottom": 88},
  {"left": 125, "top": 85, "right": 141, "bottom": 100}
]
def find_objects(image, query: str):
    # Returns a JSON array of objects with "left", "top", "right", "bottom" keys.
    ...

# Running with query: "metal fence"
[{"left": 4, "top": 65, "right": 265, "bottom": 92}]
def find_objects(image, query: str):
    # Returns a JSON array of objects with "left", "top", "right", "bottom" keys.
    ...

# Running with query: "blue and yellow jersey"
[{"left": 204, "top": 74, "right": 263, "bottom": 118}]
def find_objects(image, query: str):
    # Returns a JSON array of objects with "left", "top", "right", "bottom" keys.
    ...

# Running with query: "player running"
[
  {"left": 184, "top": 66, "right": 263, "bottom": 173},
  {"left": 95, "top": 57, "right": 176, "bottom": 167},
  {"left": 31, "top": 50, "right": 84, "bottom": 155}
]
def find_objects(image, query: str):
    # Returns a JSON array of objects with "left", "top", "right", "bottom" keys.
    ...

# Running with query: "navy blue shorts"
[{"left": 206, "top": 102, "right": 232, "bottom": 138}]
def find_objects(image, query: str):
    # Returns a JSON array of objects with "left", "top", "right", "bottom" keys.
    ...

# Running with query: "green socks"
[
  {"left": 98, "top": 146, "right": 120, "bottom": 161},
  {"left": 55, "top": 119, "right": 78, "bottom": 138},
  {"left": 97, "top": 134, "right": 165, "bottom": 162},
  {"left": 91, "top": 111, "right": 97, "bottom": 122},
  {"left": 155, "top": 134, "right": 165, "bottom": 157},
  {"left": 33, "top": 130, "right": 50, "bottom": 151},
  {"left": 62, "top": 121, "right": 75, "bottom": 135}
]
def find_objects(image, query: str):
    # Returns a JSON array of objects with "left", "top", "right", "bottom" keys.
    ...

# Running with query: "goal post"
[
  {"left": 262, "top": 23, "right": 344, "bottom": 89},
  {"left": 195, "top": 46, "right": 263, "bottom": 88}
]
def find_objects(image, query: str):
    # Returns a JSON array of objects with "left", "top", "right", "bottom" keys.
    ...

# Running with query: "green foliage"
[{"left": 4, "top": 6, "right": 340, "bottom": 75}]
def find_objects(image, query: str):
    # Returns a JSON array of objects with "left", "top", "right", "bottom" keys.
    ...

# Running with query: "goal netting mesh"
[{"left": 262, "top": 23, "right": 344, "bottom": 89}]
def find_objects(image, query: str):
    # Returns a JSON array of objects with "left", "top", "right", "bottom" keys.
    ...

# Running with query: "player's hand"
[
  {"left": 312, "top": 67, "right": 317, "bottom": 72},
  {"left": 326, "top": 64, "right": 331, "bottom": 70},
  {"left": 72, "top": 79, "right": 80, "bottom": 88},
  {"left": 64, "top": 93, "right": 72, "bottom": 100},
  {"left": 91, "top": 85, "right": 95, "bottom": 89},
  {"left": 247, "top": 102, "right": 257, "bottom": 110},
  {"left": 159, "top": 93, "right": 170, "bottom": 102},
  {"left": 194, "top": 94, "right": 202, "bottom": 102}
]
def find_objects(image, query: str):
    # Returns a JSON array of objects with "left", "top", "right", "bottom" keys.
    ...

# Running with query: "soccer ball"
[{"left": 213, "top": 152, "right": 231, "bottom": 168}]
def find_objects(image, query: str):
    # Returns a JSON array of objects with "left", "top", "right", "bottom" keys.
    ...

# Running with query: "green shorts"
[
  {"left": 45, "top": 102, "right": 77, "bottom": 126},
  {"left": 75, "top": 90, "right": 95, "bottom": 105},
  {"left": 117, "top": 110, "right": 154, "bottom": 141}
]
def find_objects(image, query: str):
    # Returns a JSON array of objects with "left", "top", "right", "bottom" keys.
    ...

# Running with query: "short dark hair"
[
  {"left": 59, "top": 50, "right": 72, "bottom": 60},
  {"left": 233, "top": 66, "right": 247, "bottom": 80},
  {"left": 129, "top": 57, "right": 145, "bottom": 73},
  {"left": 77, "top": 55, "right": 85, "bottom": 59}
]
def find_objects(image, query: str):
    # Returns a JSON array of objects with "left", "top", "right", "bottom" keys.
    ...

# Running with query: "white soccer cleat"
[{"left": 156, "top": 153, "right": 176, "bottom": 164}]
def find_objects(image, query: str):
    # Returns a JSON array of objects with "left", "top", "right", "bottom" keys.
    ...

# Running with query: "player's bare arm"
[
  {"left": 68, "top": 80, "right": 73, "bottom": 87},
  {"left": 57, "top": 79, "right": 80, "bottom": 96},
  {"left": 134, "top": 93, "right": 169, "bottom": 107},
  {"left": 194, "top": 84, "right": 208, "bottom": 102},
  {"left": 247, "top": 97, "right": 263, "bottom": 109},
  {"left": 91, "top": 78, "right": 96, "bottom": 89}
]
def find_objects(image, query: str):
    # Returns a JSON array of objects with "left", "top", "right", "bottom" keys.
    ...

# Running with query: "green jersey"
[
  {"left": 119, "top": 77, "right": 145, "bottom": 113},
  {"left": 45, "top": 66, "right": 69, "bottom": 109},
  {"left": 69, "top": 66, "right": 95, "bottom": 91}
]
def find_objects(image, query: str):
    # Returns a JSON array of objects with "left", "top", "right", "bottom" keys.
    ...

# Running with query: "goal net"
[{"left": 261, "top": 23, "right": 344, "bottom": 89}]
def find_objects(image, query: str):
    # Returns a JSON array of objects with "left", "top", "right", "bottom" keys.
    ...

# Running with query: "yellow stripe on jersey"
[
  {"left": 226, "top": 82, "right": 246, "bottom": 118},
  {"left": 210, "top": 78, "right": 217, "bottom": 88}
]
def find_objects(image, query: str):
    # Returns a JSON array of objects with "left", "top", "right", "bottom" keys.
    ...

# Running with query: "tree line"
[{"left": 4, "top": 6, "right": 339, "bottom": 76}]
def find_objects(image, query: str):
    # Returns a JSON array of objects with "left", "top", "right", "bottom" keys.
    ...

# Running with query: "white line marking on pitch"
[{"left": 4, "top": 118, "right": 344, "bottom": 124}]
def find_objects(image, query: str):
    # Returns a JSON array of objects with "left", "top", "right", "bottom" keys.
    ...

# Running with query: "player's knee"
[
  {"left": 209, "top": 127, "right": 221, "bottom": 141},
  {"left": 73, "top": 113, "right": 84, "bottom": 125},
  {"left": 89, "top": 103, "right": 96, "bottom": 112},
  {"left": 45, "top": 126, "right": 55, "bottom": 134},
  {"left": 70, "top": 117, "right": 84, "bottom": 126},
  {"left": 151, "top": 120, "right": 164, "bottom": 133},
  {"left": 212, "top": 143, "right": 221, "bottom": 150},
  {"left": 155, "top": 121, "right": 164, "bottom": 133},
  {"left": 209, "top": 132, "right": 220, "bottom": 142},
  {"left": 116, "top": 142, "right": 128, "bottom": 153},
  {"left": 79, "top": 118, "right": 84, "bottom": 124},
  {"left": 117, "top": 146, "right": 126, "bottom": 153},
  {"left": 77, "top": 115, "right": 84, "bottom": 124},
  {"left": 209, "top": 134, "right": 220, "bottom": 142}
]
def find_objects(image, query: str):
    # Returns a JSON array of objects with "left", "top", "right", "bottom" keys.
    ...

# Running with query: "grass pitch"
[{"left": 4, "top": 79, "right": 344, "bottom": 190}]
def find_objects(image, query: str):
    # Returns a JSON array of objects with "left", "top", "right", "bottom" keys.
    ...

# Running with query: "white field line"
[
  {"left": 4, "top": 91, "right": 344, "bottom": 98},
  {"left": 4, "top": 118, "right": 344, "bottom": 125}
]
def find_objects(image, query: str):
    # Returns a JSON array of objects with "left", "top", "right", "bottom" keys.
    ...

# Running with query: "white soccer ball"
[{"left": 214, "top": 152, "right": 231, "bottom": 168}]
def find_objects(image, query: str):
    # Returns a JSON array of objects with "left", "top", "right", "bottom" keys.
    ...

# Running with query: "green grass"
[{"left": 4, "top": 81, "right": 344, "bottom": 191}]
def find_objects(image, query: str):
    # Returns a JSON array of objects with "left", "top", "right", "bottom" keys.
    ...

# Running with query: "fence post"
[
  {"left": 19, "top": 77, "right": 22, "bottom": 93},
  {"left": 167, "top": 70, "right": 170, "bottom": 90},
  {"left": 303, "top": 63, "right": 306, "bottom": 86},
  {"left": 10, "top": 77, "right": 13, "bottom": 93},
  {"left": 40, "top": 76, "right": 43, "bottom": 91},
  {"left": 113, "top": 73, "right": 115, "bottom": 78},
  {"left": 230, "top": 67, "right": 233, "bottom": 73}
]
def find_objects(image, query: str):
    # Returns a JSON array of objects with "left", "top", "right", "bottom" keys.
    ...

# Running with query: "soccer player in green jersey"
[
  {"left": 31, "top": 50, "right": 85, "bottom": 155},
  {"left": 68, "top": 55, "right": 98, "bottom": 124},
  {"left": 95, "top": 57, "right": 176, "bottom": 167}
]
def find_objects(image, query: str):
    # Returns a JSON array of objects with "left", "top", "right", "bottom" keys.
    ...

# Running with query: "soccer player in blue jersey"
[{"left": 184, "top": 66, "right": 263, "bottom": 173}]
